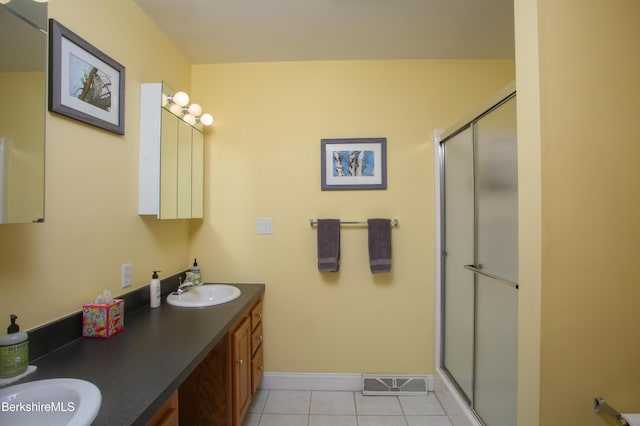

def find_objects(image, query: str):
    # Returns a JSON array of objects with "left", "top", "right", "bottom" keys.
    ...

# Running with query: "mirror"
[{"left": 0, "top": 0, "right": 47, "bottom": 224}]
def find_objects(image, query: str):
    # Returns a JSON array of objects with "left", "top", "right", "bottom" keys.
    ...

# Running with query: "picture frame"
[
  {"left": 321, "top": 138, "right": 387, "bottom": 190},
  {"left": 48, "top": 19, "right": 125, "bottom": 135}
]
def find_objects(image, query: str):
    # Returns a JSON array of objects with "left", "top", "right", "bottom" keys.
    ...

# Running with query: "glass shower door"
[
  {"left": 442, "top": 127, "right": 475, "bottom": 402},
  {"left": 473, "top": 96, "right": 518, "bottom": 425},
  {"left": 440, "top": 93, "right": 518, "bottom": 425}
]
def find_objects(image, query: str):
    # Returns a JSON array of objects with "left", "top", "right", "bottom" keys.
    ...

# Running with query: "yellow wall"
[
  {"left": 517, "top": 0, "right": 640, "bottom": 424},
  {"left": 0, "top": 0, "right": 516, "bottom": 385},
  {"left": 0, "top": 0, "right": 635, "bottom": 421},
  {"left": 190, "top": 60, "right": 514, "bottom": 373},
  {"left": 514, "top": 0, "right": 542, "bottom": 424},
  {"left": 0, "top": 0, "right": 194, "bottom": 330}
]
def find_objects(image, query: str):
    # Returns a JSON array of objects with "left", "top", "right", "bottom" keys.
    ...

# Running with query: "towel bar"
[
  {"left": 310, "top": 218, "right": 399, "bottom": 227},
  {"left": 594, "top": 396, "right": 630, "bottom": 426}
]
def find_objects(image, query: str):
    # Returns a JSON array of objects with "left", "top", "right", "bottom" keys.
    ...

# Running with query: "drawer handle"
[{"left": 238, "top": 359, "right": 244, "bottom": 365}]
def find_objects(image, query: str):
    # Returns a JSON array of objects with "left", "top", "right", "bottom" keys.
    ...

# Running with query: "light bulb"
[
  {"left": 200, "top": 113, "right": 214, "bottom": 126},
  {"left": 172, "top": 91, "right": 189, "bottom": 107},
  {"left": 183, "top": 114, "right": 196, "bottom": 125},
  {"left": 187, "top": 103, "right": 202, "bottom": 117},
  {"left": 169, "top": 103, "right": 183, "bottom": 116}
]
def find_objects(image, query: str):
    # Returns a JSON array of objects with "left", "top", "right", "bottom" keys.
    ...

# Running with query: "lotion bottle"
[
  {"left": 0, "top": 314, "right": 28, "bottom": 378},
  {"left": 150, "top": 271, "right": 161, "bottom": 308},
  {"left": 190, "top": 259, "right": 201, "bottom": 284}
]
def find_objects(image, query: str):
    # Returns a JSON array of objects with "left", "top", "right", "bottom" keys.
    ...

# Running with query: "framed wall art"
[
  {"left": 48, "top": 19, "right": 125, "bottom": 135},
  {"left": 321, "top": 138, "right": 387, "bottom": 190}
]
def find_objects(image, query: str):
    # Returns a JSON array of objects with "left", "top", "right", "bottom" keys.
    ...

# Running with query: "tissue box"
[{"left": 82, "top": 299, "right": 124, "bottom": 338}]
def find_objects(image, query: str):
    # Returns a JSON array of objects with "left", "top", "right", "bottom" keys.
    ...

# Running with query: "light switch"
[{"left": 256, "top": 217, "right": 274, "bottom": 235}]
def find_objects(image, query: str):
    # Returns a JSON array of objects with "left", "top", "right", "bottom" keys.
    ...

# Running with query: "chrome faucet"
[{"left": 173, "top": 273, "right": 201, "bottom": 295}]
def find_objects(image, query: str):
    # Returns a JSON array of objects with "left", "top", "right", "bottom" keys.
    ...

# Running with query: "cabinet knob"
[
  {"left": 259, "top": 335, "right": 263, "bottom": 341},
  {"left": 238, "top": 359, "right": 244, "bottom": 365},
  {"left": 259, "top": 366, "right": 264, "bottom": 371},
  {"left": 258, "top": 313, "right": 263, "bottom": 319}
]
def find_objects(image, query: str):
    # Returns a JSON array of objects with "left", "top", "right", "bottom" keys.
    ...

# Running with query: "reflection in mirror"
[{"left": 0, "top": 0, "right": 47, "bottom": 224}]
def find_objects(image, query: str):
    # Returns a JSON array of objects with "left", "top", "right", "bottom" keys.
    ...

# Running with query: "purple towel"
[
  {"left": 317, "top": 219, "right": 340, "bottom": 272},
  {"left": 368, "top": 218, "right": 392, "bottom": 273}
]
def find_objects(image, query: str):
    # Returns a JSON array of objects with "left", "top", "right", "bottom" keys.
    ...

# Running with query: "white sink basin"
[
  {"left": 0, "top": 378, "right": 101, "bottom": 426},
  {"left": 166, "top": 284, "right": 241, "bottom": 307}
]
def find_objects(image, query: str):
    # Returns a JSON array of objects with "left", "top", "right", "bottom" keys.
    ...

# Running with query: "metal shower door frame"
[{"left": 438, "top": 86, "right": 517, "bottom": 425}]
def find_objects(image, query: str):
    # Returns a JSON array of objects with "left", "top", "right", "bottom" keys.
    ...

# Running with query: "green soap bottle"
[{"left": 0, "top": 314, "right": 28, "bottom": 378}]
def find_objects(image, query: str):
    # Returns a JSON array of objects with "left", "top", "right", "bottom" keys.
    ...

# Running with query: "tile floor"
[{"left": 242, "top": 390, "right": 452, "bottom": 426}]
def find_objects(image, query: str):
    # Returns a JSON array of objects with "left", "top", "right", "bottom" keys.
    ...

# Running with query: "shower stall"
[{"left": 435, "top": 84, "right": 518, "bottom": 425}]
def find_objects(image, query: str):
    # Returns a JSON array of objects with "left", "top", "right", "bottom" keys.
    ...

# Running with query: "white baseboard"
[
  {"left": 261, "top": 372, "right": 363, "bottom": 391},
  {"left": 261, "top": 372, "right": 435, "bottom": 393}
]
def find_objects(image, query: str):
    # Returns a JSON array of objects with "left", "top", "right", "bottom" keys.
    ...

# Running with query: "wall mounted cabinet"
[{"left": 139, "top": 82, "right": 204, "bottom": 219}]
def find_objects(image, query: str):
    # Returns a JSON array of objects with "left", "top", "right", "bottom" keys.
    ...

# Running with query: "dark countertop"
[{"left": 21, "top": 283, "right": 265, "bottom": 426}]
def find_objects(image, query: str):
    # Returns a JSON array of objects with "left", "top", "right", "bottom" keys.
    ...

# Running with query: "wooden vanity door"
[{"left": 231, "top": 316, "right": 251, "bottom": 424}]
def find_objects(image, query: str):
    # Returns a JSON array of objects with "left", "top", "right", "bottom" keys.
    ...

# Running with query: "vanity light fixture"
[
  {"left": 168, "top": 103, "right": 183, "bottom": 116},
  {"left": 187, "top": 103, "right": 202, "bottom": 116},
  {"left": 163, "top": 88, "right": 214, "bottom": 128},
  {"left": 183, "top": 113, "right": 215, "bottom": 127},
  {"left": 169, "top": 91, "right": 189, "bottom": 107},
  {"left": 200, "top": 113, "right": 214, "bottom": 126}
]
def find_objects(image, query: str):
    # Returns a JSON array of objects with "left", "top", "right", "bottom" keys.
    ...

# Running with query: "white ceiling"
[{"left": 134, "top": 0, "right": 515, "bottom": 64}]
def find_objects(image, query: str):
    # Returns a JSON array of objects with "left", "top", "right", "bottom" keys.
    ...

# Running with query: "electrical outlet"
[{"left": 122, "top": 263, "right": 132, "bottom": 288}]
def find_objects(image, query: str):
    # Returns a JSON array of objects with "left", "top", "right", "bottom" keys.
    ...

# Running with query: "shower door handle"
[{"left": 464, "top": 265, "right": 519, "bottom": 290}]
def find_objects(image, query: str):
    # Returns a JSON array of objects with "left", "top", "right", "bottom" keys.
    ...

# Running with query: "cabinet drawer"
[
  {"left": 251, "top": 322, "right": 263, "bottom": 356},
  {"left": 251, "top": 345, "right": 264, "bottom": 395},
  {"left": 250, "top": 298, "right": 263, "bottom": 331}
]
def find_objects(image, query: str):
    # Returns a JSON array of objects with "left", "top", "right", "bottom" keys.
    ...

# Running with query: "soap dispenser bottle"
[
  {"left": 150, "top": 271, "right": 161, "bottom": 308},
  {"left": 0, "top": 314, "right": 29, "bottom": 378},
  {"left": 190, "top": 259, "right": 201, "bottom": 284}
]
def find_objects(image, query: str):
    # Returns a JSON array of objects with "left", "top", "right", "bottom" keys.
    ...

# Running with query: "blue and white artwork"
[
  {"left": 321, "top": 138, "right": 387, "bottom": 190},
  {"left": 331, "top": 150, "right": 375, "bottom": 177}
]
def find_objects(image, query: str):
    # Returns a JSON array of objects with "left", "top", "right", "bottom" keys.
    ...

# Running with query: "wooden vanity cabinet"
[
  {"left": 230, "top": 297, "right": 264, "bottom": 426},
  {"left": 231, "top": 316, "right": 251, "bottom": 423},
  {"left": 178, "top": 335, "right": 229, "bottom": 426},
  {"left": 179, "top": 296, "right": 264, "bottom": 426},
  {"left": 250, "top": 299, "right": 264, "bottom": 395},
  {"left": 146, "top": 390, "right": 179, "bottom": 426}
]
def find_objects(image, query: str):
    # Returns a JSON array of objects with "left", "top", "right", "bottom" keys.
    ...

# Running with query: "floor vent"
[{"left": 362, "top": 375, "right": 428, "bottom": 396}]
